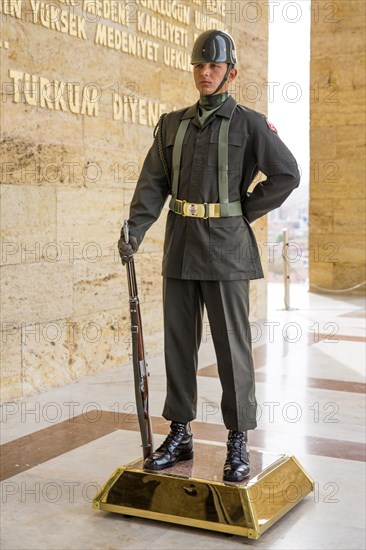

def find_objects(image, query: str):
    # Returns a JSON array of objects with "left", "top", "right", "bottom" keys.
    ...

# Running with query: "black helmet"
[{"left": 191, "top": 30, "right": 237, "bottom": 65}]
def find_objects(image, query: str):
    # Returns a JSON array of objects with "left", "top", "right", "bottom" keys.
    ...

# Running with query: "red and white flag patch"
[{"left": 266, "top": 119, "right": 278, "bottom": 133}]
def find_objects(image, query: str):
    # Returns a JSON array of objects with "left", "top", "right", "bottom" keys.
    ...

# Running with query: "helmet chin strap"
[{"left": 205, "top": 63, "right": 233, "bottom": 97}]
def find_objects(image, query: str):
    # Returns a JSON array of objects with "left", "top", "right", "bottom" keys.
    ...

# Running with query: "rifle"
[{"left": 122, "top": 220, "right": 154, "bottom": 460}]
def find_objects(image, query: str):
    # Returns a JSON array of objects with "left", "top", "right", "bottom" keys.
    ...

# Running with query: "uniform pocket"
[
  {"left": 208, "top": 216, "right": 245, "bottom": 229},
  {"left": 206, "top": 216, "right": 258, "bottom": 269},
  {"left": 208, "top": 132, "right": 248, "bottom": 177},
  {"left": 210, "top": 131, "right": 249, "bottom": 146},
  {"left": 166, "top": 128, "right": 192, "bottom": 148}
]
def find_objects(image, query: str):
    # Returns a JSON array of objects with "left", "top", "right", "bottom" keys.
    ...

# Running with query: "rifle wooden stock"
[{"left": 123, "top": 222, "right": 154, "bottom": 460}]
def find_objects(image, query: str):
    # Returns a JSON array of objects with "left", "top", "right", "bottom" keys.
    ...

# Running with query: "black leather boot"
[
  {"left": 144, "top": 421, "right": 193, "bottom": 471},
  {"left": 223, "top": 430, "right": 250, "bottom": 482}
]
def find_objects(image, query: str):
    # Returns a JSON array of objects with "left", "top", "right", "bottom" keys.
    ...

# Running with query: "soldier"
[{"left": 118, "top": 30, "right": 300, "bottom": 482}]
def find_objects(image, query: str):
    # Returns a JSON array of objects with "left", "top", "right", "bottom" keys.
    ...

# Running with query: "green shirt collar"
[{"left": 198, "top": 92, "right": 229, "bottom": 126}]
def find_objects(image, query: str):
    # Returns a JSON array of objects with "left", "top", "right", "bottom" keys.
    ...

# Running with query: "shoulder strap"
[
  {"left": 218, "top": 102, "right": 237, "bottom": 217},
  {"left": 171, "top": 118, "right": 190, "bottom": 199}
]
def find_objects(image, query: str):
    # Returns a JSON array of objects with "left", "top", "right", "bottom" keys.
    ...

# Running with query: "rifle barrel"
[{"left": 123, "top": 220, "right": 154, "bottom": 459}]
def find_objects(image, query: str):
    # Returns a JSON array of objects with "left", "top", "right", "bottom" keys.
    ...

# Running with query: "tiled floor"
[{"left": 1, "top": 283, "right": 365, "bottom": 549}]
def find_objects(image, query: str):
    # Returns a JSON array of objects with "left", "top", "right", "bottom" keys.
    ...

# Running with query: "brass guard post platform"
[{"left": 93, "top": 442, "right": 314, "bottom": 540}]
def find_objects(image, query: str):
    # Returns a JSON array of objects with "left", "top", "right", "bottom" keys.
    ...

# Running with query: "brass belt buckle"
[
  {"left": 187, "top": 203, "right": 199, "bottom": 217},
  {"left": 182, "top": 201, "right": 209, "bottom": 218},
  {"left": 183, "top": 201, "right": 199, "bottom": 217}
]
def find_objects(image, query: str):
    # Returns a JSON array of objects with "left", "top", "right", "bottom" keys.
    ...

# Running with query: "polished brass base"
[{"left": 93, "top": 443, "right": 314, "bottom": 539}]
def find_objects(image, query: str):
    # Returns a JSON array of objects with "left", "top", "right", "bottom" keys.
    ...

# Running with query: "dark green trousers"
[{"left": 162, "top": 278, "right": 257, "bottom": 431}]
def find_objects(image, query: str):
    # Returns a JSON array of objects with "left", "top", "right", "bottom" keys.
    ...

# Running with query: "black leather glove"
[{"left": 118, "top": 229, "right": 138, "bottom": 265}]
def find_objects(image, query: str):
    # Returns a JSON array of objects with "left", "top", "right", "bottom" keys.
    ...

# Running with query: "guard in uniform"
[{"left": 119, "top": 30, "right": 300, "bottom": 482}]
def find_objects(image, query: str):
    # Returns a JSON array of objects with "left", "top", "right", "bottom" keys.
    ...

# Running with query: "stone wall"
[
  {"left": 0, "top": 0, "right": 269, "bottom": 401},
  {"left": 309, "top": 0, "right": 366, "bottom": 292}
]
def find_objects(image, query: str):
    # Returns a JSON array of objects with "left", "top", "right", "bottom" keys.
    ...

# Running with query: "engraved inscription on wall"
[{"left": 1, "top": 0, "right": 228, "bottom": 126}]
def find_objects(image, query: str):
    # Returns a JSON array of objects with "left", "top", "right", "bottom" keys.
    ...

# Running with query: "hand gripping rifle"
[{"left": 123, "top": 220, "right": 154, "bottom": 460}]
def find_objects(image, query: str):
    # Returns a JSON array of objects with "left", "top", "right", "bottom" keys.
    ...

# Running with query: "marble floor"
[{"left": 1, "top": 283, "right": 365, "bottom": 549}]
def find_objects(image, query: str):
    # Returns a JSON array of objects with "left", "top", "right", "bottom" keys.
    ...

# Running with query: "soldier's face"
[{"left": 193, "top": 62, "right": 237, "bottom": 95}]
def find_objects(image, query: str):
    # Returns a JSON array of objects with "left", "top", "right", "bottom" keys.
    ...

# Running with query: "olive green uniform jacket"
[{"left": 128, "top": 95, "right": 300, "bottom": 280}]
